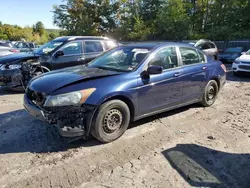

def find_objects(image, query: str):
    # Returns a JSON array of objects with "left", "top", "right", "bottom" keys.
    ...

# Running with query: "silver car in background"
[{"left": 0, "top": 41, "right": 19, "bottom": 57}]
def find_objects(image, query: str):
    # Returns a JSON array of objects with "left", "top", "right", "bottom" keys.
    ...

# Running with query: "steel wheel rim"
[
  {"left": 103, "top": 109, "right": 123, "bottom": 134},
  {"left": 207, "top": 85, "right": 216, "bottom": 101}
]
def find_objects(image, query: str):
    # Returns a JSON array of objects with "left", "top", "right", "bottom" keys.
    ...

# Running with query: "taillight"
[
  {"left": 9, "top": 49, "right": 19, "bottom": 53},
  {"left": 221, "top": 64, "right": 227, "bottom": 72}
]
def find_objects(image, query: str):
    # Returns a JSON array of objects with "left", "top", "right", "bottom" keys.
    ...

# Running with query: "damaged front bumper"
[
  {"left": 23, "top": 94, "right": 98, "bottom": 138},
  {"left": 0, "top": 69, "right": 23, "bottom": 88}
]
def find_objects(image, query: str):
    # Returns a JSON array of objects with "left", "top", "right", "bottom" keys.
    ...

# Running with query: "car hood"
[
  {"left": 237, "top": 55, "right": 250, "bottom": 62},
  {"left": 28, "top": 66, "right": 122, "bottom": 94},
  {"left": 0, "top": 53, "right": 39, "bottom": 64}
]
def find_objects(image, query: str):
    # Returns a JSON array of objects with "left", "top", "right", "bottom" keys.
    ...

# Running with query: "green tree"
[
  {"left": 33, "top": 21, "right": 45, "bottom": 36},
  {"left": 50, "top": 0, "right": 250, "bottom": 41},
  {"left": 156, "top": 0, "right": 190, "bottom": 40},
  {"left": 53, "top": 0, "right": 120, "bottom": 36}
]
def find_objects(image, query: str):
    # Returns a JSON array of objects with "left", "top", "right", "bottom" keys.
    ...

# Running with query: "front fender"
[{"left": 97, "top": 91, "right": 135, "bottom": 105}]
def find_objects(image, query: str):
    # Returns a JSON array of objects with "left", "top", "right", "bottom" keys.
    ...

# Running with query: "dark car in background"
[
  {"left": 188, "top": 39, "right": 219, "bottom": 60},
  {"left": 0, "top": 36, "right": 118, "bottom": 89},
  {"left": 0, "top": 41, "right": 19, "bottom": 57},
  {"left": 14, "top": 41, "right": 39, "bottom": 53},
  {"left": 218, "top": 47, "right": 244, "bottom": 63},
  {"left": 24, "top": 42, "right": 226, "bottom": 143}
]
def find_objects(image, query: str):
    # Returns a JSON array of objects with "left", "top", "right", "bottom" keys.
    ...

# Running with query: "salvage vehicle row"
[{"left": 0, "top": 36, "right": 117, "bottom": 89}]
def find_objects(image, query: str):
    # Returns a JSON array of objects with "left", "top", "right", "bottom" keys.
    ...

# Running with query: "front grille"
[
  {"left": 241, "top": 61, "right": 250, "bottom": 65},
  {"left": 239, "top": 65, "right": 250, "bottom": 70},
  {"left": 0, "top": 75, "right": 11, "bottom": 83},
  {"left": 27, "top": 88, "right": 46, "bottom": 106}
]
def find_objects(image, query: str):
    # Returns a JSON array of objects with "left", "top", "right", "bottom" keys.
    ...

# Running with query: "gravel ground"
[{"left": 0, "top": 66, "right": 249, "bottom": 188}]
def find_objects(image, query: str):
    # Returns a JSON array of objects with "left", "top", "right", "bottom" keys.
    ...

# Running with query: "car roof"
[
  {"left": 123, "top": 42, "right": 194, "bottom": 49},
  {"left": 54, "top": 36, "right": 113, "bottom": 42}
]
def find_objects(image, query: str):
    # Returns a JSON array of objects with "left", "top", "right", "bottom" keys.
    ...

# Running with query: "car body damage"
[
  {"left": 0, "top": 36, "right": 118, "bottom": 90},
  {"left": 24, "top": 94, "right": 97, "bottom": 137},
  {"left": 24, "top": 42, "right": 226, "bottom": 143},
  {"left": 24, "top": 66, "right": 123, "bottom": 138},
  {"left": 0, "top": 56, "right": 48, "bottom": 88}
]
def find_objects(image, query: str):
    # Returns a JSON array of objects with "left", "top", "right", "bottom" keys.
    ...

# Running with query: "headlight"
[
  {"left": 234, "top": 60, "right": 241, "bottom": 64},
  {"left": 0, "top": 64, "right": 21, "bottom": 70},
  {"left": 8, "top": 64, "right": 22, "bottom": 69},
  {"left": 44, "top": 88, "right": 96, "bottom": 107}
]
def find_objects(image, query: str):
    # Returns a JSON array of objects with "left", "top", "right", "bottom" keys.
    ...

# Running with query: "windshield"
[
  {"left": 34, "top": 41, "right": 64, "bottom": 54},
  {"left": 224, "top": 48, "right": 242, "bottom": 53},
  {"left": 246, "top": 50, "right": 250, "bottom": 55},
  {"left": 89, "top": 46, "right": 151, "bottom": 72}
]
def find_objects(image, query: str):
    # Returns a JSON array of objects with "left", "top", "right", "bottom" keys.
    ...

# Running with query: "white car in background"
[
  {"left": 232, "top": 49, "right": 250, "bottom": 76},
  {"left": 0, "top": 41, "right": 19, "bottom": 57}
]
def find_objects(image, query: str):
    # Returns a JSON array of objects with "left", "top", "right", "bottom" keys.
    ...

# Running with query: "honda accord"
[{"left": 24, "top": 42, "right": 226, "bottom": 143}]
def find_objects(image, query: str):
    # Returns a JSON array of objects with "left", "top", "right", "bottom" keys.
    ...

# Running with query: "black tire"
[
  {"left": 201, "top": 80, "right": 219, "bottom": 107},
  {"left": 91, "top": 100, "right": 130, "bottom": 143}
]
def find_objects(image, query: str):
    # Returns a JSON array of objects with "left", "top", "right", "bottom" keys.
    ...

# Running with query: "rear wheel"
[
  {"left": 201, "top": 80, "right": 219, "bottom": 107},
  {"left": 91, "top": 100, "right": 130, "bottom": 143}
]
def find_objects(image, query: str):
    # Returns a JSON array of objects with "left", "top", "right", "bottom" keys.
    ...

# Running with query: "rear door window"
[
  {"left": 85, "top": 41, "right": 104, "bottom": 53},
  {"left": 179, "top": 47, "right": 200, "bottom": 65},
  {"left": 197, "top": 50, "right": 206, "bottom": 63}
]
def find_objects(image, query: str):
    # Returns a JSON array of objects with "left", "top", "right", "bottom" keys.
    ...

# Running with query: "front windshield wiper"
[{"left": 93, "top": 66, "right": 129, "bottom": 72}]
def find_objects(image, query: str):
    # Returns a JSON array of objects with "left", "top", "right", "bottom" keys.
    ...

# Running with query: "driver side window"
[
  {"left": 61, "top": 41, "right": 82, "bottom": 56},
  {"left": 148, "top": 47, "right": 178, "bottom": 70}
]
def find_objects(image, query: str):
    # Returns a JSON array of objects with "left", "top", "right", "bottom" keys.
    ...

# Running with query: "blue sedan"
[{"left": 24, "top": 42, "right": 226, "bottom": 143}]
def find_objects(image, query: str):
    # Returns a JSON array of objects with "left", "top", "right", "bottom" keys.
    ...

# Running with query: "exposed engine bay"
[{"left": 0, "top": 58, "right": 49, "bottom": 89}]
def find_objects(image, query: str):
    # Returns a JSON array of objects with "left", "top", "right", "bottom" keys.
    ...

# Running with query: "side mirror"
[
  {"left": 55, "top": 50, "right": 64, "bottom": 57},
  {"left": 241, "top": 52, "right": 246, "bottom": 55},
  {"left": 147, "top": 65, "right": 163, "bottom": 74}
]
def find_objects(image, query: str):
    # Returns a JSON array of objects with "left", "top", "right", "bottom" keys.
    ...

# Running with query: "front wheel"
[
  {"left": 201, "top": 80, "right": 219, "bottom": 107},
  {"left": 91, "top": 100, "right": 130, "bottom": 143}
]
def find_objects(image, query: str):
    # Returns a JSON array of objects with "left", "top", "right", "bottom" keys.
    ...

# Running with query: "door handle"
[
  {"left": 77, "top": 57, "right": 85, "bottom": 61},
  {"left": 202, "top": 66, "right": 207, "bottom": 70},
  {"left": 173, "top": 72, "right": 182, "bottom": 77}
]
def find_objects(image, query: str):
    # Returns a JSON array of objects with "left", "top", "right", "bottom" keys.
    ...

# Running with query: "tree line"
[
  {"left": 53, "top": 0, "right": 250, "bottom": 41},
  {"left": 1, "top": 0, "right": 249, "bottom": 43},
  {"left": 0, "top": 21, "right": 60, "bottom": 44}
]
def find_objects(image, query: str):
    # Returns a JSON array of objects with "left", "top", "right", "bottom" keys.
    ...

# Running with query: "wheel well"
[
  {"left": 36, "top": 66, "right": 50, "bottom": 73},
  {"left": 211, "top": 78, "right": 220, "bottom": 90},
  {"left": 102, "top": 95, "right": 135, "bottom": 121}
]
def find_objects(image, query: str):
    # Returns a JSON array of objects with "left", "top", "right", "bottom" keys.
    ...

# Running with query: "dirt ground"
[{"left": 0, "top": 66, "right": 249, "bottom": 188}]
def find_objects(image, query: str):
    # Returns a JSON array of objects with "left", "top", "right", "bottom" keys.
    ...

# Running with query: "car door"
[
  {"left": 83, "top": 40, "right": 106, "bottom": 63},
  {"left": 179, "top": 47, "right": 209, "bottom": 103},
  {"left": 137, "top": 46, "right": 184, "bottom": 115},
  {"left": 51, "top": 40, "right": 85, "bottom": 70}
]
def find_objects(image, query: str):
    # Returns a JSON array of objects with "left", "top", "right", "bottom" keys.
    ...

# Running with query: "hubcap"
[
  {"left": 207, "top": 85, "right": 215, "bottom": 100},
  {"left": 103, "top": 109, "right": 123, "bottom": 133}
]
